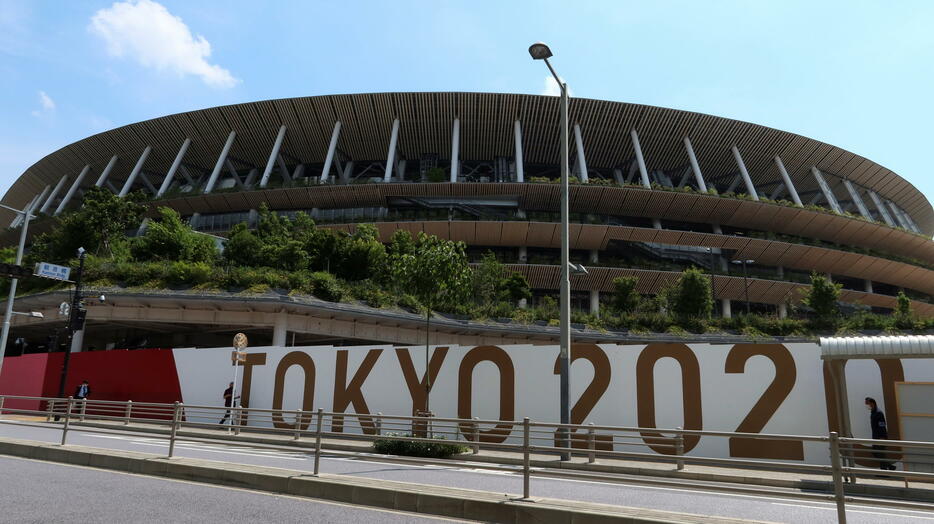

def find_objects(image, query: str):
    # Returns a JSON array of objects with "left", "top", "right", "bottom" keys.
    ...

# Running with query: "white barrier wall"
[{"left": 173, "top": 342, "right": 934, "bottom": 463}]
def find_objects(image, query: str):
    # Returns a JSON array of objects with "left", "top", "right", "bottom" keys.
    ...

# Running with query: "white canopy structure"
[{"left": 820, "top": 335, "right": 934, "bottom": 360}]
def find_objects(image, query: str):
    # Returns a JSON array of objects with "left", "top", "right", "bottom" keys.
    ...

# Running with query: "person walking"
[
  {"left": 865, "top": 396, "right": 897, "bottom": 471},
  {"left": 219, "top": 382, "right": 234, "bottom": 425},
  {"left": 73, "top": 380, "right": 91, "bottom": 400}
]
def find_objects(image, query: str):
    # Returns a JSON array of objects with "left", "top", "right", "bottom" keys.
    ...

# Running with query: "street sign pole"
[{"left": 230, "top": 333, "right": 248, "bottom": 429}]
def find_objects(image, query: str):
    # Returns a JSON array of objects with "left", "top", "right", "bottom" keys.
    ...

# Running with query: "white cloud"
[
  {"left": 541, "top": 76, "right": 574, "bottom": 97},
  {"left": 89, "top": 0, "right": 238, "bottom": 89},
  {"left": 38, "top": 90, "right": 55, "bottom": 110},
  {"left": 31, "top": 90, "right": 55, "bottom": 117}
]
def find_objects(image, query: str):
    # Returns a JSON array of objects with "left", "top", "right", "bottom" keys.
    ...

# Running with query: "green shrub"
[
  {"left": 112, "top": 262, "right": 167, "bottom": 287},
  {"left": 398, "top": 294, "right": 422, "bottom": 312},
  {"left": 373, "top": 434, "right": 469, "bottom": 459},
  {"left": 350, "top": 280, "right": 392, "bottom": 308},
  {"left": 167, "top": 261, "right": 214, "bottom": 285},
  {"left": 308, "top": 271, "right": 344, "bottom": 302}
]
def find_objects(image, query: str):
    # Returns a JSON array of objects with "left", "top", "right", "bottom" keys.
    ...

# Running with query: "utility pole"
[{"left": 57, "top": 248, "right": 87, "bottom": 398}]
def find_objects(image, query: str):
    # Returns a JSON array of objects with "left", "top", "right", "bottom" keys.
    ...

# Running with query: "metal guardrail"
[{"left": 1, "top": 395, "right": 932, "bottom": 524}]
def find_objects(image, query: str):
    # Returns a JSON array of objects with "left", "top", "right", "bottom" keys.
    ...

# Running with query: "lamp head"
[{"left": 528, "top": 42, "right": 553, "bottom": 60}]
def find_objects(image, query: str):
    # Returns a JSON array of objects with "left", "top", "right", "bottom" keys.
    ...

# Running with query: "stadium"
[{"left": 2, "top": 92, "right": 933, "bottom": 350}]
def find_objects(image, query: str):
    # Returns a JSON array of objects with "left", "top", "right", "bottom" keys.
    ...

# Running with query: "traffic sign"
[
  {"left": 233, "top": 332, "right": 248, "bottom": 350},
  {"left": 34, "top": 262, "right": 71, "bottom": 281}
]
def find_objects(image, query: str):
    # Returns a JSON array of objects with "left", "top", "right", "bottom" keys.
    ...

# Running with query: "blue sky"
[{"left": 2, "top": 0, "right": 932, "bottom": 203}]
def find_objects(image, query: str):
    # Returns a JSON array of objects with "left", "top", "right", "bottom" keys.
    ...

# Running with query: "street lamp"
[
  {"left": 0, "top": 201, "right": 40, "bottom": 378},
  {"left": 731, "top": 259, "right": 755, "bottom": 315},
  {"left": 529, "top": 41, "right": 572, "bottom": 458}
]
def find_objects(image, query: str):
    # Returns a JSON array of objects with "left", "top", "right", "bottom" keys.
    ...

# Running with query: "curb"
[{"left": 0, "top": 437, "right": 762, "bottom": 524}]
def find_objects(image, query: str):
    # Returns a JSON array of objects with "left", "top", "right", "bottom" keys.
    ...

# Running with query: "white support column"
[
  {"left": 243, "top": 168, "right": 258, "bottom": 188},
  {"left": 778, "top": 303, "right": 788, "bottom": 319},
  {"left": 721, "top": 299, "right": 732, "bottom": 319},
  {"left": 730, "top": 146, "right": 759, "bottom": 201},
  {"left": 630, "top": 129, "right": 651, "bottom": 188},
  {"left": 224, "top": 160, "right": 244, "bottom": 188},
  {"left": 272, "top": 311, "right": 288, "bottom": 347},
  {"left": 589, "top": 290, "right": 600, "bottom": 317},
  {"left": 158, "top": 138, "right": 191, "bottom": 197},
  {"left": 864, "top": 279, "right": 874, "bottom": 294},
  {"left": 773, "top": 156, "right": 802, "bottom": 205},
  {"left": 842, "top": 179, "right": 871, "bottom": 219},
  {"left": 118, "top": 146, "right": 152, "bottom": 197},
  {"left": 39, "top": 175, "right": 69, "bottom": 214},
  {"left": 613, "top": 168, "right": 624, "bottom": 185},
  {"left": 682, "top": 136, "right": 708, "bottom": 192},
  {"left": 769, "top": 183, "right": 786, "bottom": 200},
  {"left": 341, "top": 161, "right": 354, "bottom": 184},
  {"left": 70, "top": 328, "right": 84, "bottom": 353},
  {"left": 896, "top": 205, "right": 921, "bottom": 232},
  {"left": 450, "top": 118, "right": 460, "bottom": 183},
  {"left": 320, "top": 121, "right": 341, "bottom": 183},
  {"left": 867, "top": 190, "right": 895, "bottom": 226},
  {"left": 887, "top": 201, "right": 910, "bottom": 229},
  {"left": 518, "top": 246, "right": 528, "bottom": 263},
  {"left": 514, "top": 120, "right": 525, "bottom": 183},
  {"left": 573, "top": 123, "right": 589, "bottom": 183},
  {"left": 810, "top": 167, "right": 842, "bottom": 213},
  {"left": 54, "top": 165, "right": 90, "bottom": 216},
  {"left": 12, "top": 187, "right": 48, "bottom": 227},
  {"left": 260, "top": 125, "right": 287, "bottom": 188},
  {"left": 588, "top": 249, "right": 599, "bottom": 264},
  {"left": 95, "top": 155, "right": 119, "bottom": 187},
  {"left": 204, "top": 131, "right": 236, "bottom": 194},
  {"left": 383, "top": 119, "right": 400, "bottom": 183}
]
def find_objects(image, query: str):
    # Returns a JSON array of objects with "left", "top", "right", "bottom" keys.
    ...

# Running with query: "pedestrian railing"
[{"left": 1, "top": 395, "right": 933, "bottom": 524}]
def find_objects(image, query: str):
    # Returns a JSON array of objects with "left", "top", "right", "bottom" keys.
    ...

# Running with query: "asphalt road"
[
  {"left": 0, "top": 455, "right": 459, "bottom": 523},
  {"left": 1, "top": 421, "right": 932, "bottom": 523}
]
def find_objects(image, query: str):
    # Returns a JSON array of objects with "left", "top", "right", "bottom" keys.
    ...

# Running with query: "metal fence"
[{"left": 1, "top": 395, "right": 933, "bottom": 524}]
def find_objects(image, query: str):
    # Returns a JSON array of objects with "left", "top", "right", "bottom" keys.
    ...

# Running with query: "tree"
[
  {"left": 610, "top": 276, "right": 640, "bottom": 314},
  {"left": 388, "top": 232, "right": 471, "bottom": 411},
  {"left": 471, "top": 251, "right": 505, "bottom": 305},
  {"left": 804, "top": 273, "right": 841, "bottom": 323},
  {"left": 334, "top": 225, "right": 386, "bottom": 281},
  {"left": 895, "top": 291, "right": 913, "bottom": 329},
  {"left": 669, "top": 268, "right": 713, "bottom": 319},
  {"left": 132, "top": 207, "right": 217, "bottom": 263},
  {"left": 502, "top": 272, "right": 532, "bottom": 304},
  {"left": 29, "top": 186, "right": 146, "bottom": 263},
  {"left": 223, "top": 223, "right": 263, "bottom": 267}
]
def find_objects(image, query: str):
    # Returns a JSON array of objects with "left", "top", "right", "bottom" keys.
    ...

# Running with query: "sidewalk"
[{"left": 56, "top": 416, "right": 933, "bottom": 503}]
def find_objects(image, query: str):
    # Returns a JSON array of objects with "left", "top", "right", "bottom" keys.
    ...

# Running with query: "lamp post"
[
  {"left": 529, "top": 42, "right": 571, "bottom": 458},
  {"left": 732, "top": 259, "right": 755, "bottom": 315},
  {"left": 707, "top": 248, "right": 717, "bottom": 316},
  {"left": 0, "top": 201, "right": 40, "bottom": 378}
]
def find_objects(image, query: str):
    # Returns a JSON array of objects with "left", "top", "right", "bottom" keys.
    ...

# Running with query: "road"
[
  {"left": 1, "top": 421, "right": 932, "bottom": 523},
  {"left": 0, "top": 455, "right": 459, "bottom": 523}
]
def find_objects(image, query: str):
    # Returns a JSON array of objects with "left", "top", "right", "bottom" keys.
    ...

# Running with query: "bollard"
[
  {"left": 472, "top": 417, "right": 480, "bottom": 454},
  {"left": 294, "top": 409, "right": 303, "bottom": 440},
  {"left": 61, "top": 397, "right": 74, "bottom": 446},
  {"left": 375, "top": 412, "right": 382, "bottom": 436},
  {"left": 522, "top": 418, "right": 531, "bottom": 499},
  {"left": 124, "top": 400, "right": 133, "bottom": 425},
  {"left": 675, "top": 427, "right": 685, "bottom": 471},
  {"left": 168, "top": 402, "right": 181, "bottom": 458},
  {"left": 234, "top": 405, "right": 242, "bottom": 436},
  {"left": 587, "top": 423, "right": 596, "bottom": 464},
  {"left": 313, "top": 408, "right": 324, "bottom": 476},
  {"left": 79, "top": 398, "right": 87, "bottom": 422},
  {"left": 829, "top": 432, "right": 848, "bottom": 524}
]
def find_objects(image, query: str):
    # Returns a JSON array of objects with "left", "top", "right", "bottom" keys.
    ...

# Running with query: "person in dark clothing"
[
  {"left": 74, "top": 380, "right": 91, "bottom": 400},
  {"left": 219, "top": 382, "right": 234, "bottom": 424},
  {"left": 865, "top": 397, "right": 897, "bottom": 471}
]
